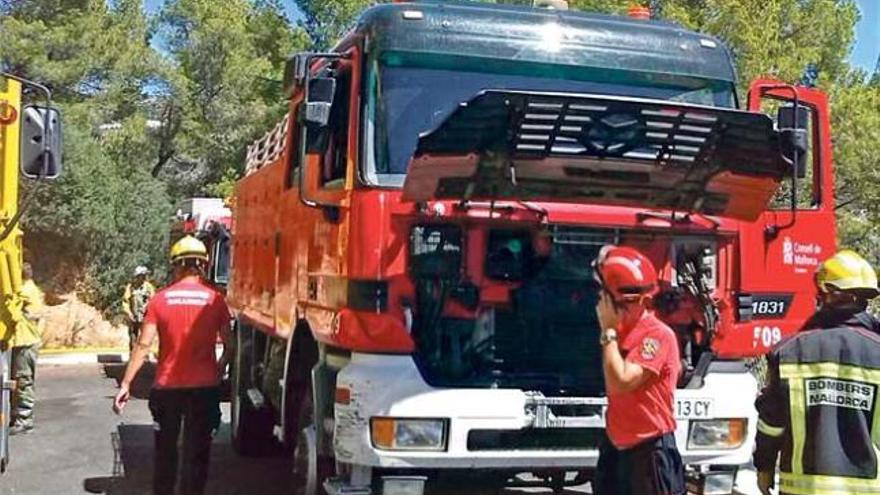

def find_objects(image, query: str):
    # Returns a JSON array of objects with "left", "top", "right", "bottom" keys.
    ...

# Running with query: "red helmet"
[{"left": 594, "top": 245, "right": 659, "bottom": 302}]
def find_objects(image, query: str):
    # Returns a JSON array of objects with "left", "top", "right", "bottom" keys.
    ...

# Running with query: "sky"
[
  {"left": 853, "top": 0, "right": 880, "bottom": 71},
  {"left": 143, "top": 0, "right": 303, "bottom": 20},
  {"left": 143, "top": 0, "right": 879, "bottom": 72}
]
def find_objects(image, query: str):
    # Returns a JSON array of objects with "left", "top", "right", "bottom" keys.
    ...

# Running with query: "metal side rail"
[{"left": 1, "top": 349, "right": 11, "bottom": 473}]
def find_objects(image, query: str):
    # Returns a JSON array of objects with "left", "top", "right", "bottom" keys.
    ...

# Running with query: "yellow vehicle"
[{"left": 0, "top": 73, "right": 63, "bottom": 473}]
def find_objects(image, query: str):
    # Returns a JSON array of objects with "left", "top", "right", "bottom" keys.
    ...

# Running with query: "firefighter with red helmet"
[
  {"left": 592, "top": 245, "right": 686, "bottom": 495},
  {"left": 113, "top": 236, "right": 232, "bottom": 495}
]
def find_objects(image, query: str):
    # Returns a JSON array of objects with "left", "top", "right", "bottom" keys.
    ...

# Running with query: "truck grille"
[{"left": 467, "top": 428, "right": 603, "bottom": 451}]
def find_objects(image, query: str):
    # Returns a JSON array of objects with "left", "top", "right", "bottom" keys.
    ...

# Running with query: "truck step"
[
  {"left": 245, "top": 388, "right": 265, "bottom": 409},
  {"left": 323, "top": 478, "right": 371, "bottom": 495}
]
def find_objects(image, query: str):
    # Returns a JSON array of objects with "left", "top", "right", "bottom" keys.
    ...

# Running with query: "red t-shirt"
[
  {"left": 143, "top": 277, "right": 230, "bottom": 389},
  {"left": 606, "top": 311, "right": 681, "bottom": 449}
]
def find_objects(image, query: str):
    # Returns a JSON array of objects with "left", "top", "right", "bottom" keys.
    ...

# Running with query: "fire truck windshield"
[{"left": 363, "top": 62, "right": 736, "bottom": 186}]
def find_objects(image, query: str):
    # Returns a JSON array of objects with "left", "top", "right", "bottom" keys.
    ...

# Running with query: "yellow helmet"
[
  {"left": 815, "top": 249, "right": 879, "bottom": 297},
  {"left": 170, "top": 235, "right": 208, "bottom": 264}
]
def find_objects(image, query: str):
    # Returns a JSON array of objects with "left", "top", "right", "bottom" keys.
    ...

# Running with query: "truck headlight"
[
  {"left": 371, "top": 418, "right": 447, "bottom": 451},
  {"left": 687, "top": 418, "right": 746, "bottom": 450}
]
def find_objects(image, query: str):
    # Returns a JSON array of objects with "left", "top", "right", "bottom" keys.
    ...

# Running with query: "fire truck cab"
[{"left": 229, "top": 3, "right": 836, "bottom": 494}]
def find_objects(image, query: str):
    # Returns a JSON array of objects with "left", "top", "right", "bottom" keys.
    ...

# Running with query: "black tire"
[
  {"left": 230, "top": 323, "right": 275, "bottom": 457},
  {"left": 291, "top": 423, "right": 333, "bottom": 495},
  {"left": 283, "top": 327, "right": 319, "bottom": 455},
  {"left": 290, "top": 331, "right": 332, "bottom": 495}
]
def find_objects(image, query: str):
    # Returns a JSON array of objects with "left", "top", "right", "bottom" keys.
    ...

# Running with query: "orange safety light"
[
  {"left": 0, "top": 101, "right": 16, "bottom": 126},
  {"left": 335, "top": 386, "right": 352, "bottom": 405},
  {"left": 628, "top": 5, "right": 651, "bottom": 20}
]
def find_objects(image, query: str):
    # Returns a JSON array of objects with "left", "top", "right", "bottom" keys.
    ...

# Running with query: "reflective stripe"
[
  {"left": 757, "top": 418, "right": 785, "bottom": 437},
  {"left": 788, "top": 372, "right": 807, "bottom": 475},
  {"left": 779, "top": 362, "right": 880, "bottom": 382},
  {"left": 780, "top": 472, "right": 880, "bottom": 494},
  {"left": 873, "top": 387, "right": 880, "bottom": 449}
]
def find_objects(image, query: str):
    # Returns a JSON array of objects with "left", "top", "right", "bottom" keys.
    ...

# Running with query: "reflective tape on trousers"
[
  {"left": 757, "top": 418, "right": 785, "bottom": 437},
  {"left": 780, "top": 472, "right": 880, "bottom": 495}
]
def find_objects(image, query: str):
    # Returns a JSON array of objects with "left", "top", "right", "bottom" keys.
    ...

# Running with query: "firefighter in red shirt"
[
  {"left": 113, "top": 236, "right": 232, "bottom": 495},
  {"left": 592, "top": 245, "right": 685, "bottom": 495}
]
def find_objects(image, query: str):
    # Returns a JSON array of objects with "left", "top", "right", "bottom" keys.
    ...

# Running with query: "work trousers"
[
  {"left": 594, "top": 432, "right": 686, "bottom": 495},
  {"left": 148, "top": 387, "right": 221, "bottom": 495},
  {"left": 128, "top": 321, "right": 142, "bottom": 353},
  {"left": 11, "top": 345, "right": 38, "bottom": 428}
]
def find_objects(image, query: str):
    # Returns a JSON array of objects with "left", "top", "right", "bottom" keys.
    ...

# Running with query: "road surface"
[
  {"left": 1, "top": 361, "right": 290, "bottom": 495},
  {"left": 0, "top": 361, "right": 760, "bottom": 495}
]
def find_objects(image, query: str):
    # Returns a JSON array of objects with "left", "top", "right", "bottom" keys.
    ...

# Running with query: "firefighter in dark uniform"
[{"left": 755, "top": 249, "right": 880, "bottom": 495}]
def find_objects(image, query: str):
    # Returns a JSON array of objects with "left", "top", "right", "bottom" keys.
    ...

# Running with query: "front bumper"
[{"left": 334, "top": 353, "right": 757, "bottom": 471}]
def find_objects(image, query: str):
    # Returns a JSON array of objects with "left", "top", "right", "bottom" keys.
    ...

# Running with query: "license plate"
[{"left": 675, "top": 398, "right": 714, "bottom": 419}]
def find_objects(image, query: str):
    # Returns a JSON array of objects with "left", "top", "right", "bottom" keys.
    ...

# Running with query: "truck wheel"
[
  {"left": 291, "top": 424, "right": 333, "bottom": 495},
  {"left": 284, "top": 328, "right": 319, "bottom": 455},
  {"left": 231, "top": 325, "right": 274, "bottom": 457}
]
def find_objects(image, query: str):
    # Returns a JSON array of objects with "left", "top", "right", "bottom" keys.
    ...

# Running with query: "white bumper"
[{"left": 334, "top": 353, "right": 757, "bottom": 470}]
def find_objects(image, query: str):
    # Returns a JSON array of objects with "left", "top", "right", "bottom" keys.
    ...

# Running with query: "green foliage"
[
  {"left": 661, "top": 0, "right": 859, "bottom": 88},
  {"left": 827, "top": 71, "right": 880, "bottom": 262},
  {"left": 294, "top": 0, "right": 369, "bottom": 48},
  {"left": 155, "top": 0, "right": 309, "bottom": 195},
  {"left": 23, "top": 109, "right": 173, "bottom": 310},
  {"left": 1, "top": 0, "right": 306, "bottom": 310}
]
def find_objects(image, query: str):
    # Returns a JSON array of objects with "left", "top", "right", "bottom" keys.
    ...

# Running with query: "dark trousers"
[
  {"left": 128, "top": 321, "right": 142, "bottom": 353},
  {"left": 148, "top": 387, "right": 221, "bottom": 495},
  {"left": 594, "top": 432, "right": 686, "bottom": 495}
]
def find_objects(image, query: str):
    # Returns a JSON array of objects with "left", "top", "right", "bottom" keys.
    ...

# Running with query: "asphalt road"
[
  {"left": 1, "top": 362, "right": 290, "bottom": 495},
  {"left": 0, "top": 362, "right": 760, "bottom": 495}
]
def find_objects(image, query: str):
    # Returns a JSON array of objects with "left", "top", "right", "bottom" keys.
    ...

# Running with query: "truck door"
[{"left": 727, "top": 81, "right": 837, "bottom": 357}]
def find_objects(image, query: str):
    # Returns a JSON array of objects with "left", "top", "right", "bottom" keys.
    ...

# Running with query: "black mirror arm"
[
  {"left": 296, "top": 52, "right": 349, "bottom": 219},
  {"left": 763, "top": 84, "right": 801, "bottom": 241},
  {"left": 298, "top": 52, "right": 350, "bottom": 108}
]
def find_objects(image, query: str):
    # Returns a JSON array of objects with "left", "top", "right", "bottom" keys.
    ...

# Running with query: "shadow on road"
[
  {"left": 83, "top": 423, "right": 153, "bottom": 495},
  {"left": 102, "top": 362, "right": 156, "bottom": 400},
  {"left": 84, "top": 362, "right": 292, "bottom": 495},
  {"left": 82, "top": 420, "right": 292, "bottom": 495}
]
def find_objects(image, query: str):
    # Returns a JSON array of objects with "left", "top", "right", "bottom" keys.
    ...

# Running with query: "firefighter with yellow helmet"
[
  {"left": 755, "top": 249, "right": 880, "bottom": 495},
  {"left": 113, "top": 236, "right": 232, "bottom": 495}
]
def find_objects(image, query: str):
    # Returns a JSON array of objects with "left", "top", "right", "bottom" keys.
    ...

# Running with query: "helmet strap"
[{"left": 172, "top": 258, "right": 205, "bottom": 279}]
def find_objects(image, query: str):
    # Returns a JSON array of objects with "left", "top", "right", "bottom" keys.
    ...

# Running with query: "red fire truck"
[
  {"left": 171, "top": 197, "right": 232, "bottom": 288},
  {"left": 227, "top": 2, "right": 835, "bottom": 494}
]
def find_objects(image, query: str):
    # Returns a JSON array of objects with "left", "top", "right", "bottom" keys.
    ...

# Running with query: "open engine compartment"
[{"left": 407, "top": 219, "right": 723, "bottom": 396}]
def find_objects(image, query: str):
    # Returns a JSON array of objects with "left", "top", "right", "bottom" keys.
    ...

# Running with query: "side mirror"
[
  {"left": 20, "top": 105, "right": 62, "bottom": 180},
  {"left": 211, "top": 236, "right": 230, "bottom": 287},
  {"left": 304, "top": 77, "right": 337, "bottom": 127},
  {"left": 777, "top": 104, "right": 808, "bottom": 179},
  {"left": 282, "top": 53, "right": 310, "bottom": 99}
]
